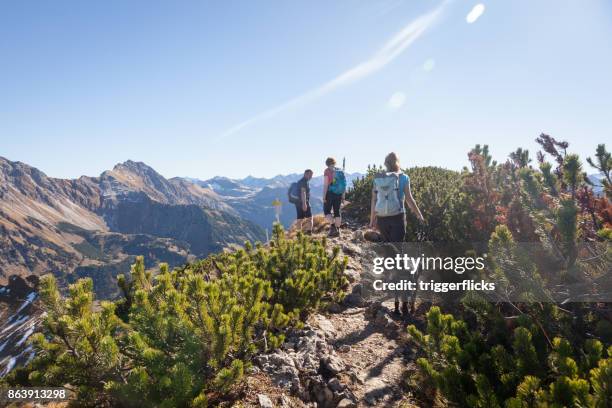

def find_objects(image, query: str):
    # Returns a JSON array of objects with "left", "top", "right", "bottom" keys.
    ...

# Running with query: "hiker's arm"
[
  {"left": 322, "top": 175, "right": 329, "bottom": 202},
  {"left": 301, "top": 187, "right": 307, "bottom": 211},
  {"left": 404, "top": 182, "right": 424, "bottom": 222},
  {"left": 369, "top": 188, "right": 377, "bottom": 228}
]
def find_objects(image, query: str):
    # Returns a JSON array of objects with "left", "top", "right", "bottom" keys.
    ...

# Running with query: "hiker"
[
  {"left": 369, "top": 152, "right": 424, "bottom": 315},
  {"left": 322, "top": 157, "right": 347, "bottom": 237},
  {"left": 288, "top": 169, "right": 313, "bottom": 232}
]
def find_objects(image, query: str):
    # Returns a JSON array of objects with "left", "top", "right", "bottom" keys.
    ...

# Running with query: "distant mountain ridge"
[
  {"left": 0, "top": 157, "right": 264, "bottom": 297},
  {"left": 184, "top": 171, "right": 364, "bottom": 230}
]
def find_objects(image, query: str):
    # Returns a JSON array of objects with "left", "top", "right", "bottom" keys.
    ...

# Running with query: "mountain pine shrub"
[
  {"left": 408, "top": 306, "right": 611, "bottom": 407},
  {"left": 19, "top": 224, "right": 347, "bottom": 407},
  {"left": 405, "top": 141, "right": 611, "bottom": 408}
]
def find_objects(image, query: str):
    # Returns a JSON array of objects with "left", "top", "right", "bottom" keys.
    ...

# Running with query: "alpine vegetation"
[{"left": 4, "top": 225, "right": 347, "bottom": 407}]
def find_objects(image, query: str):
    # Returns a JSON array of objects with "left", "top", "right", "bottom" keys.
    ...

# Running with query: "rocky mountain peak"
[
  {"left": 112, "top": 159, "right": 158, "bottom": 175},
  {"left": 100, "top": 160, "right": 179, "bottom": 204}
]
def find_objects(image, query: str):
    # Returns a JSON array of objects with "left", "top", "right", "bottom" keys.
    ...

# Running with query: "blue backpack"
[{"left": 328, "top": 168, "right": 347, "bottom": 194}]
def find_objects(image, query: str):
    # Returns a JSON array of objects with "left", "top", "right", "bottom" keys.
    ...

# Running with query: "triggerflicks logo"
[{"left": 372, "top": 279, "right": 495, "bottom": 292}]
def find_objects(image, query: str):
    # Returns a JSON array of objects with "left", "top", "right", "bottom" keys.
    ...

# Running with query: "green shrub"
[
  {"left": 408, "top": 307, "right": 611, "bottom": 407},
  {"left": 21, "top": 224, "right": 346, "bottom": 407}
]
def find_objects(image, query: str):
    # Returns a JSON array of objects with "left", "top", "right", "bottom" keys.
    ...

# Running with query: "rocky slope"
[{"left": 0, "top": 275, "right": 40, "bottom": 378}]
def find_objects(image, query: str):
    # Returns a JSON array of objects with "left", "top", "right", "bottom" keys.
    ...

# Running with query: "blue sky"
[{"left": 1, "top": 1, "right": 611, "bottom": 180}]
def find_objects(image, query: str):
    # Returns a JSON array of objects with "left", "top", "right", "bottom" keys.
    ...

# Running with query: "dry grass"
[{"left": 287, "top": 214, "right": 330, "bottom": 238}]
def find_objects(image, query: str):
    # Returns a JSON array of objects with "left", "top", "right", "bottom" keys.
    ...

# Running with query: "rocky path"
[
  {"left": 320, "top": 305, "right": 413, "bottom": 407},
  {"left": 242, "top": 220, "right": 421, "bottom": 408}
]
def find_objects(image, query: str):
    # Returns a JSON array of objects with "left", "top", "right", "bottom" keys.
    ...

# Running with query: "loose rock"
[
  {"left": 343, "top": 269, "right": 360, "bottom": 283},
  {"left": 336, "top": 398, "right": 356, "bottom": 408},
  {"left": 341, "top": 242, "right": 363, "bottom": 256},
  {"left": 328, "top": 378, "right": 345, "bottom": 392},
  {"left": 313, "top": 314, "right": 336, "bottom": 340},
  {"left": 328, "top": 302, "right": 343, "bottom": 313},
  {"left": 322, "top": 354, "right": 346, "bottom": 375},
  {"left": 258, "top": 394, "right": 274, "bottom": 408},
  {"left": 310, "top": 376, "right": 335, "bottom": 408},
  {"left": 364, "top": 230, "right": 382, "bottom": 242},
  {"left": 338, "top": 344, "right": 351, "bottom": 353}
]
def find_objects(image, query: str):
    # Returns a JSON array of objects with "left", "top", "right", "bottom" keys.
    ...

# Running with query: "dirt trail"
[
  {"left": 323, "top": 229, "right": 418, "bottom": 408},
  {"left": 323, "top": 305, "right": 413, "bottom": 406},
  {"left": 243, "top": 218, "right": 421, "bottom": 408}
]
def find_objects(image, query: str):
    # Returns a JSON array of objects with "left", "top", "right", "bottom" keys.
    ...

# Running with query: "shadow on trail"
[{"left": 333, "top": 319, "right": 377, "bottom": 346}]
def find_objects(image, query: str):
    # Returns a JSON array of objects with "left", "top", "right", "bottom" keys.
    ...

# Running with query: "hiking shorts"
[
  {"left": 376, "top": 213, "right": 406, "bottom": 242},
  {"left": 324, "top": 192, "right": 342, "bottom": 218},
  {"left": 295, "top": 202, "right": 312, "bottom": 219}
]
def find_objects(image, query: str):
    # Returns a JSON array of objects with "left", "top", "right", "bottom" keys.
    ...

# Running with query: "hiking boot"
[
  {"left": 401, "top": 302, "right": 410, "bottom": 316},
  {"left": 394, "top": 301, "right": 401, "bottom": 315},
  {"left": 328, "top": 225, "right": 339, "bottom": 237}
]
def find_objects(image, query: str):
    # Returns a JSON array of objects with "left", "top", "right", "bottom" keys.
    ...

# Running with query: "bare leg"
[{"left": 305, "top": 217, "right": 313, "bottom": 234}]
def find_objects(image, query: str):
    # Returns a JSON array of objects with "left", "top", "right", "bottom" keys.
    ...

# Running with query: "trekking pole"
[
  {"left": 409, "top": 245, "right": 422, "bottom": 315},
  {"left": 409, "top": 223, "right": 427, "bottom": 314}
]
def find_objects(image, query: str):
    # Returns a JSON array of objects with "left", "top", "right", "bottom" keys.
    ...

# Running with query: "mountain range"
[{"left": 0, "top": 157, "right": 265, "bottom": 297}]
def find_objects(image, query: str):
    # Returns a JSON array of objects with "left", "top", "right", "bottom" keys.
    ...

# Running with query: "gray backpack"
[
  {"left": 374, "top": 173, "right": 403, "bottom": 217},
  {"left": 288, "top": 182, "right": 301, "bottom": 204}
]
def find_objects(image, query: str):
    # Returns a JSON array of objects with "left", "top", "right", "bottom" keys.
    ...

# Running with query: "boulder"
[
  {"left": 346, "top": 257, "right": 362, "bottom": 272},
  {"left": 379, "top": 316, "right": 399, "bottom": 337}
]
